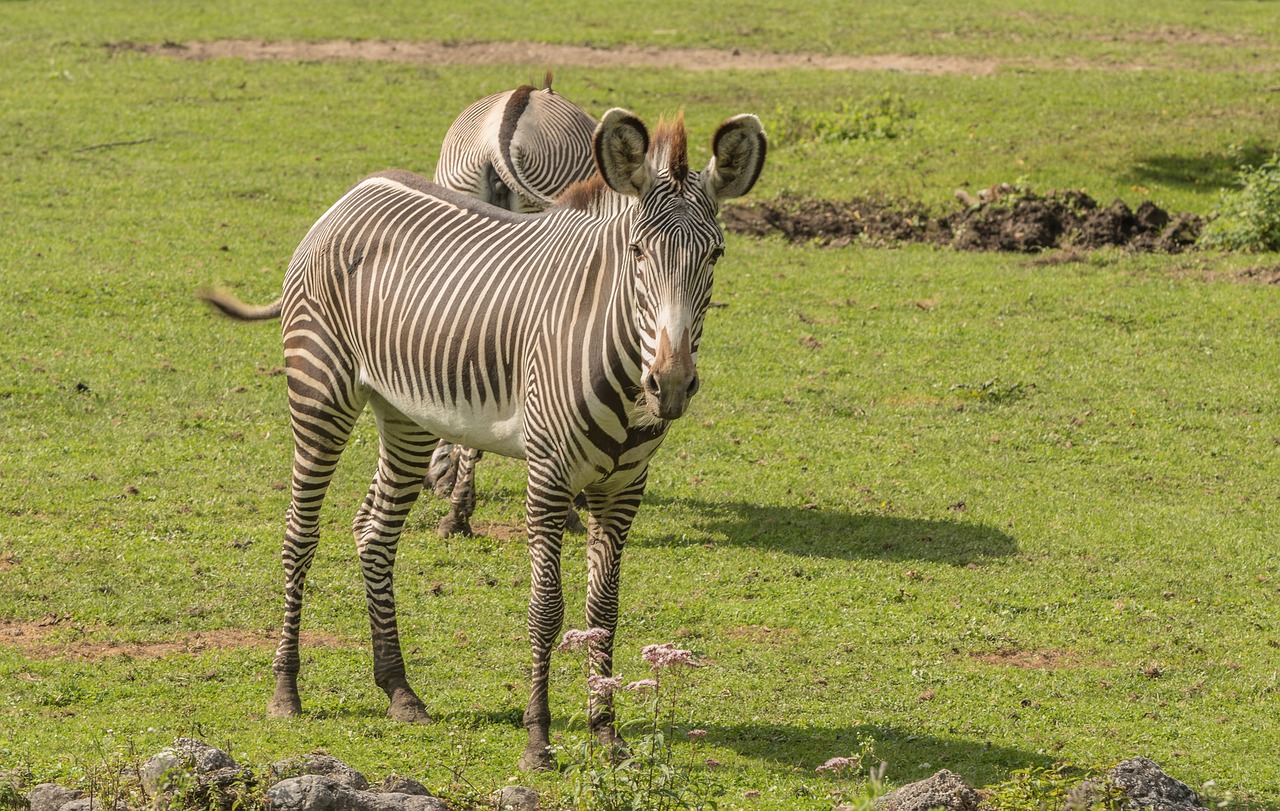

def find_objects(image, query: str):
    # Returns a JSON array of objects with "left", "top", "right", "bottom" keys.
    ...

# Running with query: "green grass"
[{"left": 3, "top": 2, "right": 1280, "bottom": 809}]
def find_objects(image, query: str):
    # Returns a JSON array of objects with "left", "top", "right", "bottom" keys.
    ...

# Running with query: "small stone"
[
  {"left": 1107, "top": 757, "right": 1205, "bottom": 811},
  {"left": 27, "top": 784, "right": 82, "bottom": 811},
  {"left": 271, "top": 754, "right": 369, "bottom": 791},
  {"left": 876, "top": 769, "right": 981, "bottom": 811},
  {"left": 494, "top": 785, "right": 539, "bottom": 811},
  {"left": 268, "top": 776, "right": 447, "bottom": 811},
  {"left": 375, "top": 775, "right": 431, "bottom": 796}
]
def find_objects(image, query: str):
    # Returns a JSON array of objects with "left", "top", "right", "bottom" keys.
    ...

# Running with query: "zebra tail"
[{"left": 197, "top": 288, "right": 283, "bottom": 322}]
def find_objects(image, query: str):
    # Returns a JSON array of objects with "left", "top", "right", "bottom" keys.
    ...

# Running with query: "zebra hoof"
[
  {"left": 386, "top": 691, "right": 431, "bottom": 724},
  {"left": 438, "top": 513, "right": 474, "bottom": 538},
  {"left": 517, "top": 744, "right": 556, "bottom": 773},
  {"left": 563, "top": 509, "right": 586, "bottom": 534},
  {"left": 267, "top": 690, "right": 302, "bottom": 718}
]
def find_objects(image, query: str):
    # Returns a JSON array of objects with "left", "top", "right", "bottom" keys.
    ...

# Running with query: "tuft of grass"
[
  {"left": 772, "top": 92, "right": 916, "bottom": 146},
  {"left": 1199, "top": 155, "right": 1280, "bottom": 252}
]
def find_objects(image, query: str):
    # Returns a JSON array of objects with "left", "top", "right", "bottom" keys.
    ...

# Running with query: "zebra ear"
[
  {"left": 595, "top": 108, "right": 653, "bottom": 198},
  {"left": 703, "top": 114, "right": 767, "bottom": 202}
]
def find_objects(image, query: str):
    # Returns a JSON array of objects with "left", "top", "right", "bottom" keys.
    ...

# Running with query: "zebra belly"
[{"left": 376, "top": 384, "right": 528, "bottom": 460}]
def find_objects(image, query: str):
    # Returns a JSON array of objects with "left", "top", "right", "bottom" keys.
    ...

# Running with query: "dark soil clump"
[{"left": 724, "top": 186, "right": 1203, "bottom": 253}]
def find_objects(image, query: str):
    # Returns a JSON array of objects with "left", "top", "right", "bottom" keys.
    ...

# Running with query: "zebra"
[
  {"left": 207, "top": 108, "right": 766, "bottom": 770},
  {"left": 426, "top": 78, "right": 597, "bottom": 537},
  {"left": 203, "top": 81, "right": 599, "bottom": 538}
]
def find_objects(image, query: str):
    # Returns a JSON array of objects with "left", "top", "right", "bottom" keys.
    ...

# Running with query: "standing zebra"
[
  {"left": 210, "top": 108, "right": 765, "bottom": 770},
  {"left": 427, "top": 79, "right": 597, "bottom": 536},
  {"left": 203, "top": 82, "right": 599, "bottom": 537}
]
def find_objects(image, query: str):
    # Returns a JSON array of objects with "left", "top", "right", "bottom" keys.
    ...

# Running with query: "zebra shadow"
[
  {"left": 701, "top": 719, "right": 1051, "bottom": 791},
  {"left": 634, "top": 496, "right": 1017, "bottom": 567}
]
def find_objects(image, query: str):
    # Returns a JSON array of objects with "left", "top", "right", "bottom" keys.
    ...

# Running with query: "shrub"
[{"left": 1199, "top": 154, "right": 1280, "bottom": 252}]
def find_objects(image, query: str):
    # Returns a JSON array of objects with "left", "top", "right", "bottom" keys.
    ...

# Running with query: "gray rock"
[
  {"left": 26, "top": 784, "right": 81, "bottom": 811},
  {"left": 141, "top": 738, "right": 240, "bottom": 794},
  {"left": 1108, "top": 757, "right": 1205, "bottom": 811},
  {"left": 876, "top": 769, "right": 981, "bottom": 811},
  {"left": 267, "top": 775, "right": 447, "bottom": 811},
  {"left": 374, "top": 776, "right": 431, "bottom": 796},
  {"left": 271, "top": 755, "right": 369, "bottom": 791},
  {"left": 494, "top": 785, "right": 539, "bottom": 811}
]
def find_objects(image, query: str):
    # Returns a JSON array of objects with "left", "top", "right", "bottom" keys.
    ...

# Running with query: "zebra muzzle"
[{"left": 644, "top": 327, "right": 698, "bottom": 420}]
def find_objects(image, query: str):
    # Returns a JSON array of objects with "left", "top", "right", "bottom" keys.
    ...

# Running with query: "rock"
[
  {"left": 1108, "top": 757, "right": 1205, "bottom": 810},
  {"left": 267, "top": 775, "right": 447, "bottom": 811},
  {"left": 26, "top": 784, "right": 81, "bottom": 811},
  {"left": 141, "top": 738, "right": 239, "bottom": 794},
  {"left": 493, "top": 785, "right": 539, "bottom": 811},
  {"left": 271, "top": 755, "right": 369, "bottom": 791},
  {"left": 374, "top": 776, "right": 431, "bottom": 796},
  {"left": 141, "top": 739, "right": 252, "bottom": 810},
  {"left": 876, "top": 769, "right": 981, "bottom": 811}
]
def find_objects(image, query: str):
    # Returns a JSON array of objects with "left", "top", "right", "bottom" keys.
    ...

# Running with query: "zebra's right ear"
[{"left": 594, "top": 108, "right": 653, "bottom": 198}]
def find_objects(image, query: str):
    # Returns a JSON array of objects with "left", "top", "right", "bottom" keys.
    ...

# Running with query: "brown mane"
[{"left": 556, "top": 111, "right": 690, "bottom": 210}]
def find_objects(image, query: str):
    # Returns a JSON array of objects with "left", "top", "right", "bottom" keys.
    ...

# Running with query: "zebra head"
[{"left": 594, "top": 108, "right": 767, "bottom": 422}]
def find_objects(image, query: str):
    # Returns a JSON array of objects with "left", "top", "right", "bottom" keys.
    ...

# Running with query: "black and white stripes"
[{"left": 254, "top": 109, "right": 766, "bottom": 771}]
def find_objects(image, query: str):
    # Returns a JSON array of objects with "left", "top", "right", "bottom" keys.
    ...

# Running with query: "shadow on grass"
[
  {"left": 706, "top": 719, "right": 1050, "bottom": 790},
  {"left": 636, "top": 497, "right": 1017, "bottom": 567},
  {"left": 1124, "top": 143, "right": 1274, "bottom": 193}
]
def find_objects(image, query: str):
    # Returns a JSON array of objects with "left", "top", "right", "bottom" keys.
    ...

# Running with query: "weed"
[
  {"left": 560, "top": 634, "right": 723, "bottom": 811},
  {"left": 772, "top": 92, "right": 916, "bottom": 146},
  {"left": 1199, "top": 154, "right": 1280, "bottom": 252},
  {"left": 949, "top": 378, "right": 1032, "bottom": 405},
  {"left": 984, "top": 764, "right": 1125, "bottom": 811}
]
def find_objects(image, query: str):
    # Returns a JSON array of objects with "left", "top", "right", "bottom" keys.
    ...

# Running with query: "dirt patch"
[
  {"left": 1234, "top": 264, "right": 1280, "bottom": 285},
  {"left": 723, "top": 187, "right": 1203, "bottom": 253},
  {"left": 112, "top": 39, "right": 1006, "bottom": 76},
  {"left": 967, "top": 647, "right": 1087, "bottom": 670},
  {"left": 0, "top": 620, "right": 352, "bottom": 662},
  {"left": 724, "top": 625, "right": 799, "bottom": 645}
]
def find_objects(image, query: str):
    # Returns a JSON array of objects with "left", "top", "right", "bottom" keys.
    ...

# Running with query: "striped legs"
[
  {"left": 583, "top": 472, "right": 647, "bottom": 752},
  {"left": 518, "top": 467, "right": 648, "bottom": 771},
  {"left": 437, "top": 446, "right": 482, "bottom": 538},
  {"left": 355, "top": 395, "right": 437, "bottom": 722},
  {"left": 270, "top": 335, "right": 368, "bottom": 718}
]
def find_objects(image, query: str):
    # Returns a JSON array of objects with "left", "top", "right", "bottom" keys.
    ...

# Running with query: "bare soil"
[
  {"left": 0, "top": 619, "right": 352, "bottom": 661},
  {"left": 723, "top": 188, "right": 1204, "bottom": 253},
  {"left": 113, "top": 39, "right": 1006, "bottom": 76}
]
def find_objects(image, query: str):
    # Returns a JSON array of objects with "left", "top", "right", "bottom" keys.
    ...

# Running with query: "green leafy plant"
[
  {"left": 773, "top": 92, "right": 917, "bottom": 145},
  {"left": 1199, "top": 154, "right": 1280, "bottom": 252},
  {"left": 984, "top": 764, "right": 1126, "bottom": 811}
]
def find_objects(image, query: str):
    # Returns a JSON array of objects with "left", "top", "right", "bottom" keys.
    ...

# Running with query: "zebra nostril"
[
  {"left": 643, "top": 374, "right": 660, "bottom": 398},
  {"left": 686, "top": 375, "right": 700, "bottom": 398}
]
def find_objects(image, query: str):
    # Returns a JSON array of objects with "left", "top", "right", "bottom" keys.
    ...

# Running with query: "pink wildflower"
[
  {"left": 586, "top": 674, "right": 623, "bottom": 696},
  {"left": 640, "top": 642, "right": 699, "bottom": 670},
  {"left": 816, "top": 756, "right": 858, "bottom": 774},
  {"left": 686, "top": 729, "right": 708, "bottom": 741},
  {"left": 744, "top": 790, "right": 761, "bottom": 799},
  {"left": 626, "top": 679, "right": 658, "bottom": 693},
  {"left": 705, "top": 758, "right": 722, "bottom": 770},
  {"left": 557, "top": 628, "right": 609, "bottom": 652}
]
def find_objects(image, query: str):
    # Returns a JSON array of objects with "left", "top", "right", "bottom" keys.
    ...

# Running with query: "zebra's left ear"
[
  {"left": 703, "top": 114, "right": 767, "bottom": 202},
  {"left": 595, "top": 108, "right": 654, "bottom": 198}
]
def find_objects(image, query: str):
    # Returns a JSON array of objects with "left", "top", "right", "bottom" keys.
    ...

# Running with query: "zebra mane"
[{"left": 556, "top": 112, "right": 690, "bottom": 212}]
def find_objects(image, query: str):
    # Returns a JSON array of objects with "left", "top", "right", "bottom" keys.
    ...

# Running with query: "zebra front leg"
[
  {"left": 357, "top": 398, "right": 436, "bottom": 723},
  {"left": 583, "top": 473, "right": 647, "bottom": 755},
  {"left": 518, "top": 481, "right": 573, "bottom": 772},
  {"left": 438, "top": 446, "right": 482, "bottom": 537},
  {"left": 425, "top": 440, "right": 458, "bottom": 498}
]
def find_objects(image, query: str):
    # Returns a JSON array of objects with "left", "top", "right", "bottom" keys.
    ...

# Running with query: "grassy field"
[{"left": 3, "top": 2, "right": 1280, "bottom": 809}]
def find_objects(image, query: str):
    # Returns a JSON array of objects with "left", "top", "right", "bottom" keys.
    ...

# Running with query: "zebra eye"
[
  {"left": 629, "top": 244, "right": 645, "bottom": 262},
  {"left": 708, "top": 247, "right": 725, "bottom": 265}
]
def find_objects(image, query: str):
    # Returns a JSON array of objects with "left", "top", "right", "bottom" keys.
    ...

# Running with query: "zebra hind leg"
[
  {"left": 437, "top": 446, "right": 482, "bottom": 537},
  {"left": 356, "top": 396, "right": 437, "bottom": 723},
  {"left": 271, "top": 343, "right": 369, "bottom": 719},
  {"left": 424, "top": 440, "right": 458, "bottom": 499}
]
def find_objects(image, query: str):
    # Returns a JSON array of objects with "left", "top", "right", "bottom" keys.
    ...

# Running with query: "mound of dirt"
[{"left": 724, "top": 187, "right": 1203, "bottom": 253}]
